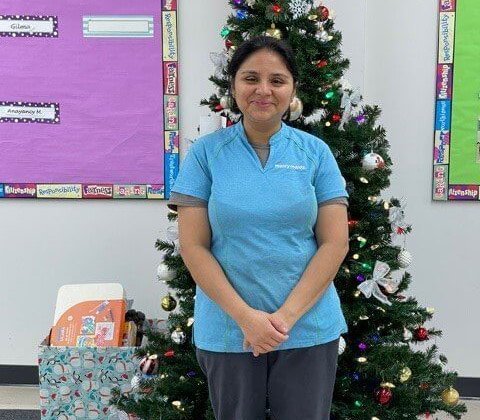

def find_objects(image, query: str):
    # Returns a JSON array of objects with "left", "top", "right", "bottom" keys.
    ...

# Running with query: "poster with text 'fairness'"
[
  {"left": 433, "top": 0, "right": 480, "bottom": 201},
  {"left": 0, "top": 0, "right": 179, "bottom": 199}
]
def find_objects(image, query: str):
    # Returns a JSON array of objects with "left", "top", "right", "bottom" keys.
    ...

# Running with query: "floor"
[{"left": 0, "top": 386, "right": 479, "bottom": 418}]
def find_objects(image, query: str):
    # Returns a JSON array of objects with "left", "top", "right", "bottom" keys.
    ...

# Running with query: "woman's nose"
[{"left": 255, "top": 81, "right": 272, "bottom": 95}]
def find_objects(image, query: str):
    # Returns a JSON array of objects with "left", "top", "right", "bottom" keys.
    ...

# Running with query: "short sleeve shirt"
[{"left": 171, "top": 120, "right": 348, "bottom": 352}]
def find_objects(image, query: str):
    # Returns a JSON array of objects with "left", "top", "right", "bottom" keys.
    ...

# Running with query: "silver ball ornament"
[
  {"left": 171, "top": 327, "right": 187, "bottom": 345},
  {"left": 362, "top": 152, "right": 385, "bottom": 170},
  {"left": 338, "top": 336, "right": 346, "bottom": 355},
  {"left": 156, "top": 262, "right": 175, "bottom": 282},
  {"left": 398, "top": 249, "right": 413, "bottom": 268}
]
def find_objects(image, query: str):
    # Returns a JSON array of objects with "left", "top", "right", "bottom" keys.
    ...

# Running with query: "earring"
[{"left": 288, "top": 96, "right": 303, "bottom": 121}]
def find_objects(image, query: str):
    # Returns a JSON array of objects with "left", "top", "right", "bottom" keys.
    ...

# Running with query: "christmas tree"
[{"left": 112, "top": 1, "right": 467, "bottom": 419}]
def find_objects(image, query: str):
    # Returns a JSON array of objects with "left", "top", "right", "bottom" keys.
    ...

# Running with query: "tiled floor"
[{"left": 0, "top": 386, "right": 478, "bottom": 418}]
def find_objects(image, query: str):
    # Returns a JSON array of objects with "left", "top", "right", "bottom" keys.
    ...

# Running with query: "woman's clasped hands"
[{"left": 239, "top": 308, "right": 292, "bottom": 357}]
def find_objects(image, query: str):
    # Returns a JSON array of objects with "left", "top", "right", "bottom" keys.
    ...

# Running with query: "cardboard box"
[{"left": 38, "top": 319, "right": 168, "bottom": 419}]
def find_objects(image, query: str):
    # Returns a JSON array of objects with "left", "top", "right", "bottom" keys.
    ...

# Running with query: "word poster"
[
  {"left": 0, "top": 0, "right": 179, "bottom": 199},
  {"left": 433, "top": 0, "right": 480, "bottom": 201}
]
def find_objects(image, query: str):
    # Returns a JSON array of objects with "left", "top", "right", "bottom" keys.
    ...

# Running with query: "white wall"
[
  {"left": 365, "top": 0, "right": 480, "bottom": 377},
  {"left": 4, "top": 0, "right": 475, "bottom": 380}
]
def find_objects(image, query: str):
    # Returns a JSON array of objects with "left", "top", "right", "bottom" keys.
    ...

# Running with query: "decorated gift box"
[{"left": 38, "top": 318, "right": 168, "bottom": 419}]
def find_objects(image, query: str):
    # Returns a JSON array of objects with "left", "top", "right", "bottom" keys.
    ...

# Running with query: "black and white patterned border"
[
  {"left": 0, "top": 101, "right": 60, "bottom": 124},
  {"left": 0, "top": 15, "right": 58, "bottom": 38}
]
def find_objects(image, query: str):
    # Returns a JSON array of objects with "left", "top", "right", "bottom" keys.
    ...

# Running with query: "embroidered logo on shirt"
[{"left": 274, "top": 163, "right": 307, "bottom": 171}]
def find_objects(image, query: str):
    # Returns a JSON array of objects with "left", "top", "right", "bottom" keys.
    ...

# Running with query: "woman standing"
[{"left": 168, "top": 36, "right": 349, "bottom": 419}]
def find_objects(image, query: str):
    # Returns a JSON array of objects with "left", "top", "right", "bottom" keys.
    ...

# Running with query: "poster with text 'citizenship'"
[
  {"left": 433, "top": 0, "right": 480, "bottom": 201},
  {"left": 0, "top": 0, "right": 179, "bottom": 199}
]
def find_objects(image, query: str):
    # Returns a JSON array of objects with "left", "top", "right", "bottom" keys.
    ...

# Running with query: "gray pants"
[{"left": 195, "top": 338, "right": 339, "bottom": 420}]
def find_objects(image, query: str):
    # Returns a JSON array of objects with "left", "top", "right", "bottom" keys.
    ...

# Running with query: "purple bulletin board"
[{"left": 0, "top": 0, "right": 179, "bottom": 199}]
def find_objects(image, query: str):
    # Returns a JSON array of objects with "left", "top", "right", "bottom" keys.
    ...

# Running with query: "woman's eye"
[
  {"left": 272, "top": 79, "right": 283, "bottom": 84},
  {"left": 245, "top": 77, "right": 257, "bottom": 82}
]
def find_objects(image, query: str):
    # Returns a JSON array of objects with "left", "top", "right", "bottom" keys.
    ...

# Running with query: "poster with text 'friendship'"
[
  {"left": 0, "top": 0, "right": 179, "bottom": 199},
  {"left": 433, "top": 0, "right": 480, "bottom": 201}
]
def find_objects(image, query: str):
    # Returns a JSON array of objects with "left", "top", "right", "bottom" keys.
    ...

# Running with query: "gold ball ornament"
[
  {"left": 265, "top": 23, "right": 282, "bottom": 39},
  {"left": 161, "top": 293, "right": 177, "bottom": 311},
  {"left": 441, "top": 387, "right": 460, "bottom": 405},
  {"left": 399, "top": 367, "right": 412, "bottom": 383}
]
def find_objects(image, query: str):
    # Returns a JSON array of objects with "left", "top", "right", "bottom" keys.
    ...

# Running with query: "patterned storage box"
[{"left": 38, "top": 319, "right": 167, "bottom": 419}]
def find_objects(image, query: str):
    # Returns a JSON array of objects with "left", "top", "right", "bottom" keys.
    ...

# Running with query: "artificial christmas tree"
[{"left": 112, "top": 1, "right": 467, "bottom": 418}]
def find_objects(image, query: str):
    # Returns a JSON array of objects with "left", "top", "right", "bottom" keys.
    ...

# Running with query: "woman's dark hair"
[{"left": 227, "top": 36, "right": 298, "bottom": 84}]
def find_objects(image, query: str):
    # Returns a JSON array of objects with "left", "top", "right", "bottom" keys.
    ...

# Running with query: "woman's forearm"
[
  {"left": 180, "top": 245, "right": 251, "bottom": 325},
  {"left": 278, "top": 243, "right": 349, "bottom": 327}
]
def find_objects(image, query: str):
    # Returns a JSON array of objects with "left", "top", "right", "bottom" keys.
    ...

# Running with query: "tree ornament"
[
  {"left": 317, "top": 5, "right": 330, "bottom": 21},
  {"left": 265, "top": 23, "right": 282, "bottom": 39},
  {"left": 362, "top": 152, "right": 385, "bottom": 171},
  {"left": 220, "top": 95, "right": 233, "bottom": 109},
  {"left": 157, "top": 261, "right": 175, "bottom": 282},
  {"left": 374, "top": 385, "right": 393, "bottom": 405},
  {"left": 246, "top": 0, "right": 256, "bottom": 6},
  {"left": 171, "top": 327, "right": 187, "bottom": 345},
  {"left": 139, "top": 354, "right": 159, "bottom": 376},
  {"left": 357, "top": 261, "right": 399, "bottom": 306},
  {"left": 354, "top": 400, "right": 362, "bottom": 407},
  {"left": 441, "top": 387, "right": 460, "bottom": 405},
  {"left": 225, "top": 39, "right": 234, "bottom": 49},
  {"left": 398, "top": 249, "right": 413, "bottom": 268},
  {"left": 399, "top": 367, "right": 412, "bottom": 383},
  {"left": 389, "top": 204, "right": 409, "bottom": 236},
  {"left": 233, "top": 0, "right": 244, "bottom": 6},
  {"left": 414, "top": 327, "right": 429, "bottom": 341},
  {"left": 187, "top": 317, "right": 195, "bottom": 327},
  {"left": 272, "top": 4, "right": 282, "bottom": 14},
  {"left": 289, "top": 0, "right": 309, "bottom": 19},
  {"left": 164, "top": 349, "right": 175, "bottom": 357},
  {"left": 130, "top": 372, "right": 143, "bottom": 392},
  {"left": 316, "top": 29, "right": 330, "bottom": 42},
  {"left": 161, "top": 293, "right": 177, "bottom": 311},
  {"left": 215, "top": 104, "right": 223, "bottom": 112},
  {"left": 338, "top": 336, "right": 346, "bottom": 355},
  {"left": 288, "top": 97, "right": 303, "bottom": 121},
  {"left": 348, "top": 219, "right": 359, "bottom": 229},
  {"left": 403, "top": 328, "right": 413, "bottom": 341}
]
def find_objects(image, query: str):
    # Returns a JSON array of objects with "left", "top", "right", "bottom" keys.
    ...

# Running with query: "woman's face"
[{"left": 232, "top": 49, "right": 296, "bottom": 127}]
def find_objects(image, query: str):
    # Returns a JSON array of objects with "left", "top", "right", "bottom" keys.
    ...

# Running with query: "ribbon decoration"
[
  {"left": 339, "top": 87, "right": 362, "bottom": 130},
  {"left": 209, "top": 51, "right": 229, "bottom": 79},
  {"left": 389, "top": 205, "right": 409, "bottom": 235},
  {"left": 357, "top": 261, "right": 399, "bottom": 306}
]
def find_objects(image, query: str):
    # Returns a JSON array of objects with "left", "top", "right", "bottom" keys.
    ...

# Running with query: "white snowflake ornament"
[{"left": 289, "top": 0, "right": 309, "bottom": 19}]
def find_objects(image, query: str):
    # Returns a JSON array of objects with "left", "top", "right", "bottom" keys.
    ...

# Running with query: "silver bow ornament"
[
  {"left": 357, "top": 261, "right": 400, "bottom": 306},
  {"left": 209, "top": 51, "right": 229, "bottom": 79},
  {"left": 339, "top": 87, "right": 362, "bottom": 130}
]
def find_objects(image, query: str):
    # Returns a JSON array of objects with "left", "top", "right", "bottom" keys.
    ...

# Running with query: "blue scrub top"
[{"left": 171, "top": 120, "right": 348, "bottom": 352}]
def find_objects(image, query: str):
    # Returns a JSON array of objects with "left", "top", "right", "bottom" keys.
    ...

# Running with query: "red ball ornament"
[
  {"left": 316, "top": 60, "right": 328, "bottom": 68},
  {"left": 225, "top": 39, "right": 234, "bottom": 49},
  {"left": 215, "top": 104, "right": 223, "bottom": 112},
  {"left": 318, "top": 6, "right": 330, "bottom": 21},
  {"left": 374, "top": 386, "right": 393, "bottom": 405},
  {"left": 414, "top": 327, "right": 429, "bottom": 341},
  {"left": 164, "top": 349, "right": 175, "bottom": 357},
  {"left": 272, "top": 4, "right": 282, "bottom": 14},
  {"left": 332, "top": 114, "right": 341, "bottom": 122}
]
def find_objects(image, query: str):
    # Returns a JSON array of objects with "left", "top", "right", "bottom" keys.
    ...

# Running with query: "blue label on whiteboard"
[
  {"left": 0, "top": 184, "right": 4, "bottom": 198},
  {"left": 435, "top": 100, "right": 451, "bottom": 131},
  {"left": 164, "top": 152, "right": 179, "bottom": 199}
]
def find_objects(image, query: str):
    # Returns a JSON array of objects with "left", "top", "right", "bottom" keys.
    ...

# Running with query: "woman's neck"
[{"left": 242, "top": 118, "right": 282, "bottom": 145}]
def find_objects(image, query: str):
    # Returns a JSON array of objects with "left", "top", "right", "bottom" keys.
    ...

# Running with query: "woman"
[{"left": 168, "top": 36, "right": 349, "bottom": 420}]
